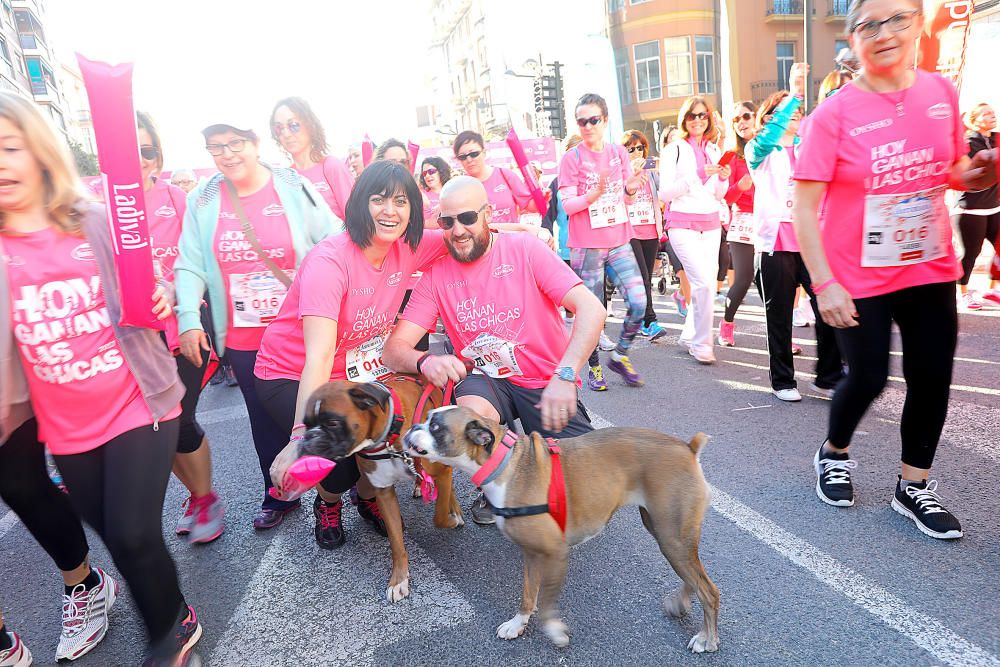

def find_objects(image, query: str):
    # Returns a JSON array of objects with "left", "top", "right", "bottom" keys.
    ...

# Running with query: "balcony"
[
  {"left": 826, "top": 0, "right": 849, "bottom": 22},
  {"left": 751, "top": 80, "right": 778, "bottom": 105},
  {"left": 765, "top": 0, "right": 803, "bottom": 21}
]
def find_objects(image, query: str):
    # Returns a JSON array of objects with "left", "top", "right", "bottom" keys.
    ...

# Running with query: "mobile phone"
[
  {"left": 718, "top": 151, "right": 737, "bottom": 168},
  {"left": 642, "top": 157, "right": 657, "bottom": 170}
]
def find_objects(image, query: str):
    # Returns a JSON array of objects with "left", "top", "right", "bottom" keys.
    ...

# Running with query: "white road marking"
[
  {"left": 0, "top": 509, "right": 18, "bottom": 540},
  {"left": 208, "top": 503, "right": 474, "bottom": 667},
  {"left": 588, "top": 410, "right": 1000, "bottom": 667}
]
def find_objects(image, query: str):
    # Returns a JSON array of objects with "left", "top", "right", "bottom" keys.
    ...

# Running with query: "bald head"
[
  {"left": 440, "top": 175, "right": 488, "bottom": 215},
  {"left": 438, "top": 175, "right": 493, "bottom": 263}
]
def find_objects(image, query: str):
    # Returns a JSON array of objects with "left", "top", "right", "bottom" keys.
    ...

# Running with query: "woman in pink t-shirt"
[
  {"left": 137, "top": 111, "right": 224, "bottom": 545},
  {"left": 271, "top": 96, "right": 353, "bottom": 223},
  {"left": 419, "top": 156, "right": 451, "bottom": 229},
  {"left": 452, "top": 130, "right": 541, "bottom": 225},
  {"left": 0, "top": 92, "right": 200, "bottom": 663},
  {"left": 793, "top": 0, "right": 997, "bottom": 539},
  {"left": 258, "top": 161, "right": 447, "bottom": 549}
]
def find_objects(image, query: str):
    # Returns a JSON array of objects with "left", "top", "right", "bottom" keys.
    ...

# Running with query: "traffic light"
[{"left": 532, "top": 62, "right": 566, "bottom": 139}]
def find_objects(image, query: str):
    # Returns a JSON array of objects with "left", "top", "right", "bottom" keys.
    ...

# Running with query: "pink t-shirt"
[
  {"left": 422, "top": 189, "right": 441, "bottom": 230},
  {"left": 214, "top": 179, "right": 296, "bottom": 351},
  {"left": 146, "top": 178, "right": 187, "bottom": 349},
  {"left": 482, "top": 167, "right": 532, "bottom": 224},
  {"left": 774, "top": 149, "right": 799, "bottom": 253},
  {"left": 402, "top": 233, "right": 581, "bottom": 389},
  {"left": 628, "top": 176, "right": 660, "bottom": 241},
  {"left": 3, "top": 227, "right": 180, "bottom": 455},
  {"left": 558, "top": 142, "right": 635, "bottom": 249},
  {"left": 254, "top": 231, "right": 448, "bottom": 383},
  {"left": 794, "top": 71, "right": 966, "bottom": 298},
  {"left": 297, "top": 156, "right": 352, "bottom": 222}
]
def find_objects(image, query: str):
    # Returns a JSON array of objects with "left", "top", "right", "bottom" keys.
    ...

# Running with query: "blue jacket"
[{"left": 174, "top": 166, "right": 343, "bottom": 353}]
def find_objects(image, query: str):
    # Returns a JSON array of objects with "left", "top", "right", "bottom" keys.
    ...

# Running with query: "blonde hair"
[
  {"left": 966, "top": 102, "right": 994, "bottom": 131},
  {"left": 0, "top": 92, "right": 84, "bottom": 233},
  {"left": 677, "top": 96, "right": 720, "bottom": 143}
]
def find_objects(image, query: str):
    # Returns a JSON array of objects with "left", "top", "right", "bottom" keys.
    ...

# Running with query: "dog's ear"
[
  {"left": 464, "top": 419, "right": 496, "bottom": 448},
  {"left": 348, "top": 383, "right": 389, "bottom": 412}
]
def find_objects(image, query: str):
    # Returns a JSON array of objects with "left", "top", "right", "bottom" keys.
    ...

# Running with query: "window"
[
  {"left": 614, "top": 47, "right": 633, "bottom": 105},
  {"left": 608, "top": 0, "right": 624, "bottom": 11},
  {"left": 695, "top": 35, "right": 716, "bottom": 94},
  {"left": 630, "top": 0, "right": 652, "bottom": 4},
  {"left": 0, "top": 36, "right": 9, "bottom": 62},
  {"left": 633, "top": 40, "right": 661, "bottom": 102},
  {"left": 664, "top": 36, "right": 693, "bottom": 98},
  {"left": 834, "top": 39, "right": 848, "bottom": 59},
  {"left": 776, "top": 42, "right": 794, "bottom": 90}
]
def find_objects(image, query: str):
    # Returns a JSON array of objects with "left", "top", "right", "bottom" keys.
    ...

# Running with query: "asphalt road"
[{"left": 2, "top": 286, "right": 998, "bottom": 666}]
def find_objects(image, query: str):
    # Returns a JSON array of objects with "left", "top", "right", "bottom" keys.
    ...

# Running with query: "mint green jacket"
[{"left": 174, "top": 166, "right": 343, "bottom": 353}]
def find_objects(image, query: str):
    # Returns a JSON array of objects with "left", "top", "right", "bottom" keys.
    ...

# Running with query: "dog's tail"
[{"left": 688, "top": 432, "right": 709, "bottom": 460}]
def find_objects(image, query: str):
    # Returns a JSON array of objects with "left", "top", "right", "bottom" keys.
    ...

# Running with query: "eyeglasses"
[
  {"left": 438, "top": 203, "right": 488, "bottom": 231},
  {"left": 732, "top": 112, "right": 754, "bottom": 123},
  {"left": 685, "top": 111, "right": 709, "bottom": 121},
  {"left": 140, "top": 145, "right": 160, "bottom": 161},
  {"left": 626, "top": 145, "right": 643, "bottom": 154},
  {"left": 272, "top": 120, "right": 302, "bottom": 136},
  {"left": 576, "top": 116, "right": 602, "bottom": 127},
  {"left": 456, "top": 150, "right": 482, "bottom": 162},
  {"left": 852, "top": 10, "right": 919, "bottom": 40},
  {"left": 206, "top": 139, "right": 248, "bottom": 156},
  {"left": 421, "top": 167, "right": 438, "bottom": 176}
]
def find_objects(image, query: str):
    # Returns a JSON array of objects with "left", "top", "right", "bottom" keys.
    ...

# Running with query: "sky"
[{"left": 48, "top": 0, "right": 435, "bottom": 170}]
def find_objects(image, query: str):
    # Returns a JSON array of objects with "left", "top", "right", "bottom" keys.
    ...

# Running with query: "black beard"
[{"left": 446, "top": 228, "right": 491, "bottom": 263}]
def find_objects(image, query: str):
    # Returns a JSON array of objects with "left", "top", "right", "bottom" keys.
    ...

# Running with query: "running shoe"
[
  {"left": 587, "top": 366, "right": 608, "bottom": 391},
  {"left": 223, "top": 366, "right": 238, "bottom": 387},
  {"left": 188, "top": 492, "right": 224, "bottom": 545},
  {"left": 717, "top": 320, "right": 735, "bottom": 347},
  {"left": 672, "top": 291, "right": 688, "bottom": 318},
  {"left": 314, "top": 497, "right": 346, "bottom": 549},
  {"left": 141, "top": 605, "right": 202, "bottom": 667},
  {"left": 357, "top": 497, "right": 388, "bottom": 536},
  {"left": 688, "top": 347, "right": 716, "bottom": 365},
  {"left": 982, "top": 290, "right": 1000, "bottom": 306},
  {"left": 792, "top": 308, "right": 810, "bottom": 328},
  {"left": 960, "top": 292, "right": 982, "bottom": 311},
  {"left": 471, "top": 491, "right": 496, "bottom": 525},
  {"left": 891, "top": 478, "right": 963, "bottom": 540},
  {"left": 0, "top": 630, "right": 31, "bottom": 667},
  {"left": 607, "top": 355, "right": 644, "bottom": 386},
  {"left": 175, "top": 496, "right": 195, "bottom": 536},
  {"left": 791, "top": 343, "right": 803, "bottom": 356},
  {"left": 813, "top": 447, "right": 857, "bottom": 507},
  {"left": 56, "top": 568, "right": 118, "bottom": 661},
  {"left": 252, "top": 504, "right": 298, "bottom": 530},
  {"left": 808, "top": 382, "right": 836, "bottom": 399},
  {"left": 773, "top": 387, "right": 802, "bottom": 402},
  {"left": 598, "top": 332, "right": 616, "bottom": 351},
  {"left": 643, "top": 321, "right": 667, "bottom": 341},
  {"left": 208, "top": 368, "right": 224, "bottom": 385}
]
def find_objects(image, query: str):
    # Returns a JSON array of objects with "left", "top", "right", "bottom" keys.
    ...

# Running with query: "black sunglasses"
[
  {"left": 732, "top": 112, "right": 753, "bottom": 123},
  {"left": 439, "top": 203, "right": 488, "bottom": 231},
  {"left": 140, "top": 145, "right": 160, "bottom": 161},
  {"left": 626, "top": 145, "right": 643, "bottom": 153},
  {"left": 576, "top": 116, "right": 602, "bottom": 127},
  {"left": 456, "top": 150, "right": 482, "bottom": 162},
  {"left": 686, "top": 111, "right": 709, "bottom": 121}
]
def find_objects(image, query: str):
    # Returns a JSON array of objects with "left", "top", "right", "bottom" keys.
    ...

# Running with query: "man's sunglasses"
[
  {"left": 439, "top": 203, "right": 488, "bottom": 231},
  {"left": 456, "top": 150, "right": 482, "bottom": 162},
  {"left": 576, "top": 115, "right": 602, "bottom": 127},
  {"left": 732, "top": 112, "right": 754, "bottom": 123},
  {"left": 140, "top": 145, "right": 160, "bottom": 161},
  {"left": 273, "top": 120, "right": 302, "bottom": 136}
]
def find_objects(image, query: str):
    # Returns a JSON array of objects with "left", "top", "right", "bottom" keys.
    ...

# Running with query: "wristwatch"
[
  {"left": 554, "top": 366, "right": 576, "bottom": 383},
  {"left": 536, "top": 228, "right": 552, "bottom": 242}
]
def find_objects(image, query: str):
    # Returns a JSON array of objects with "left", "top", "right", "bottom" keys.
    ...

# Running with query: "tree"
[{"left": 69, "top": 141, "right": 99, "bottom": 176}]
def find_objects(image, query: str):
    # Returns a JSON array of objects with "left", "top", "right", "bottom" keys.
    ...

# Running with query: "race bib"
[
  {"left": 628, "top": 197, "right": 656, "bottom": 227},
  {"left": 861, "top": 186, "right": 948, "bottom": 268},
  {"left": 588, "top": 181, "right": 628, "bottom": 229},
  {"left": 345, "top": 334, "right": 392, "bottom": 383},
  {"left": 460, "top": 332, "right": 523, "bottom": 379},
  {"left": 229, "top": 270, "right": 294, "bottom": 328},
  {"left": 727, "top": 211, "right": 755, "bottom": 244}
]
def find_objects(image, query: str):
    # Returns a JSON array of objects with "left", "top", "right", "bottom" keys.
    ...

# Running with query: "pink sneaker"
[
  {"left": 188, "top": 491, "right": 224, "bottom": 544},
  {"left": 981, "top": 290, "right": 1000, "bottom": 306},
  {"left": 717, "top": 320, "right": 735, "bottom": 347},
  {"left": 960, "top": 293, "right": 982, "bottom": 311}
]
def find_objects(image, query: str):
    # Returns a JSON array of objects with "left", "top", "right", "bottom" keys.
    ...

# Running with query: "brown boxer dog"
[
  {"left": 270, "top": 377, "right": 463, "bottom": 603},
  {"left": 403, "top": 406, "right": 720, "bottom": 653}
]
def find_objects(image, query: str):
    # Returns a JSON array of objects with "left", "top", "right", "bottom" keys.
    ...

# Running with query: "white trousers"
[{"left": 669, "top": 227, "right": 721, "bottom": 355}]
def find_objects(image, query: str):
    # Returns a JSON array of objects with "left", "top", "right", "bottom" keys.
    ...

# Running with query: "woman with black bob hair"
[{"left": 255, "top": 161, "right": 449, "bottom": 549}]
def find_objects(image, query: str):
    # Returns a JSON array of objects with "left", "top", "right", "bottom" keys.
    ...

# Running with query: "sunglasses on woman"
[
  {"left": 140, "top": 145, "right": 160, "bottom": 161},
  {"left": 438, "top": 203, "right": 488, "bottom": 231},
  {"left": 732, "top": 112, "right": 753, "bottom": 123},
  {"left": 273, "top": 120, "right": 301, "bottom": 136},
  {"left": 686, "top": 111, "right": 709, "bottom": 121},
  {"left": 576, "top": 116, "right": 602, "bottom": 127},
  {"left": 422, "top": 167, "right": 438, "bottom": 176},
  {"left": 626, "top": 145, "right": 644, "bottom": 154},
  {"left": 456, "top": 150, "right": 482, "bottom": 162}
]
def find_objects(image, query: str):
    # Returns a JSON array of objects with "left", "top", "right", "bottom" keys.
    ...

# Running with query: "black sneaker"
[
  {"left": 813, "top": 447, "right": 857, "bottom": 507},
  {"left": 142, "top": 605, "right": 202, "bottom": 666},
  {"left": 313, "top": 497, "right": 346, "bottom": 549},
  {"left": 470, "top": 491, "right": 496, "bottom": 525},
  {"left": 891, "top": 478, "right": 963, "bottom": 540},
  {"left": 356, "top": 497, "right": 388, "bottom": 536}
]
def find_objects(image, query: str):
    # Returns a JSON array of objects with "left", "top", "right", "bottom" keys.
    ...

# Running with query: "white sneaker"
[
  {"left": 598, "top": 332, "right": 616, "bottom": 352},
  {"left": 808, "top": 382, "right": 835, "bottom": 399},
  {"left": 56, "top": 568, "right": 117, "bottom": 661},
  {"left": 773, "top": 387, "right": 802, "bottom": 402},
  {"left": 175, "top": 496, "right": 195, "bottom": 536},
  {"left": 0, "top": 630, "right": 31, "bottom": 667},
  {"left": 792, "top": 308, "right": 810, "bottom": 327},
  {"left": 688, "top": 347, "right": 716, "bottom": 365},
  {"left": 959, "top": 292, "right": 982, "bottom": 311}
]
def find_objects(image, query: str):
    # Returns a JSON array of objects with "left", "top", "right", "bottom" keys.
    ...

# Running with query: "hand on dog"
[
  {"left": 420, "top": 354, "right": 468, "bottom": 388},
  {"left": 537, "top": 377, "right": 577, "bottom": 433}
]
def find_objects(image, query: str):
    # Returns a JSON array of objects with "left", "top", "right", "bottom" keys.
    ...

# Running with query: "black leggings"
[
  {"left": 54, "top": 419, "right": 186, "bottom": 654},
  {"left": 630, "top": 237, "right": 660, "bottom": 326},
  {"left": 724, "top": 241, "right": 755, "bottom": 322},
  {"left": 174, "top": 349, "right": 208, "bottom": 454},
  {"left": 255, "top": 377, "right": 362, "bottom": 495},
  {"left": 956, "top": 212, "right": 1000, "bottom": 285},
  {"left": 717, "top": 230, "right": 730, "bottom": 282},
  {"left": 0, "top": 419, "right": 89, "bottom": 571},
  {"left": 827, "top": 281, "right": 957, "bottom": 469}
]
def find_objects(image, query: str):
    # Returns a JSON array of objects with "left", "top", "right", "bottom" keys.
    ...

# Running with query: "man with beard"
[{"left": 384, "top": 176, "right": 605, "bottom": 524}]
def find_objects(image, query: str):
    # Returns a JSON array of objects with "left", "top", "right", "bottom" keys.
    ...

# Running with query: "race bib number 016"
[
  {"left": 861, "top": 186, "right": 948, "bottom": 268},
  {"left": 230, "top": 270, "right": 294, "bottom": 328},
  {"left": 461, "top": 332, "right": 523, "bottom": 379},
  {"left": 588, "top": 181, "right": 628, "bottom": 229},
  {"left": 726, "top": 211, "right": 754, "bottom": 244},
  {"left": 345, "top": 334, "right": 392, "bottom": 383}
]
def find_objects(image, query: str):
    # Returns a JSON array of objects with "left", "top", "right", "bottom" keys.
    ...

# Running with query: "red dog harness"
[{"left": 471, "top": 431, "right": 568, "bottom": 535}]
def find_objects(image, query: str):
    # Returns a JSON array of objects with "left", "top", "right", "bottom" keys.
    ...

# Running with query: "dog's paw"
[
  {"left": 496, "top": 613, "right": 530, "bottom": 640},
  {"left": 663, "top": 589, "right": 692, "bottom": 618},
  {"left": 542, "top": 619, "right": 570, "bottom": 648},
  {"left": 687, "top": 630, "right": 719, "bottom": 653},
  {"left": 386, "top": 578, "right": 410, "bottom": 603}
]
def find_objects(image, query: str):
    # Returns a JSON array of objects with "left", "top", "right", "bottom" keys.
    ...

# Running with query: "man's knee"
[{"left": 457, "top": 394, "right": 502, "bottom": 423}]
